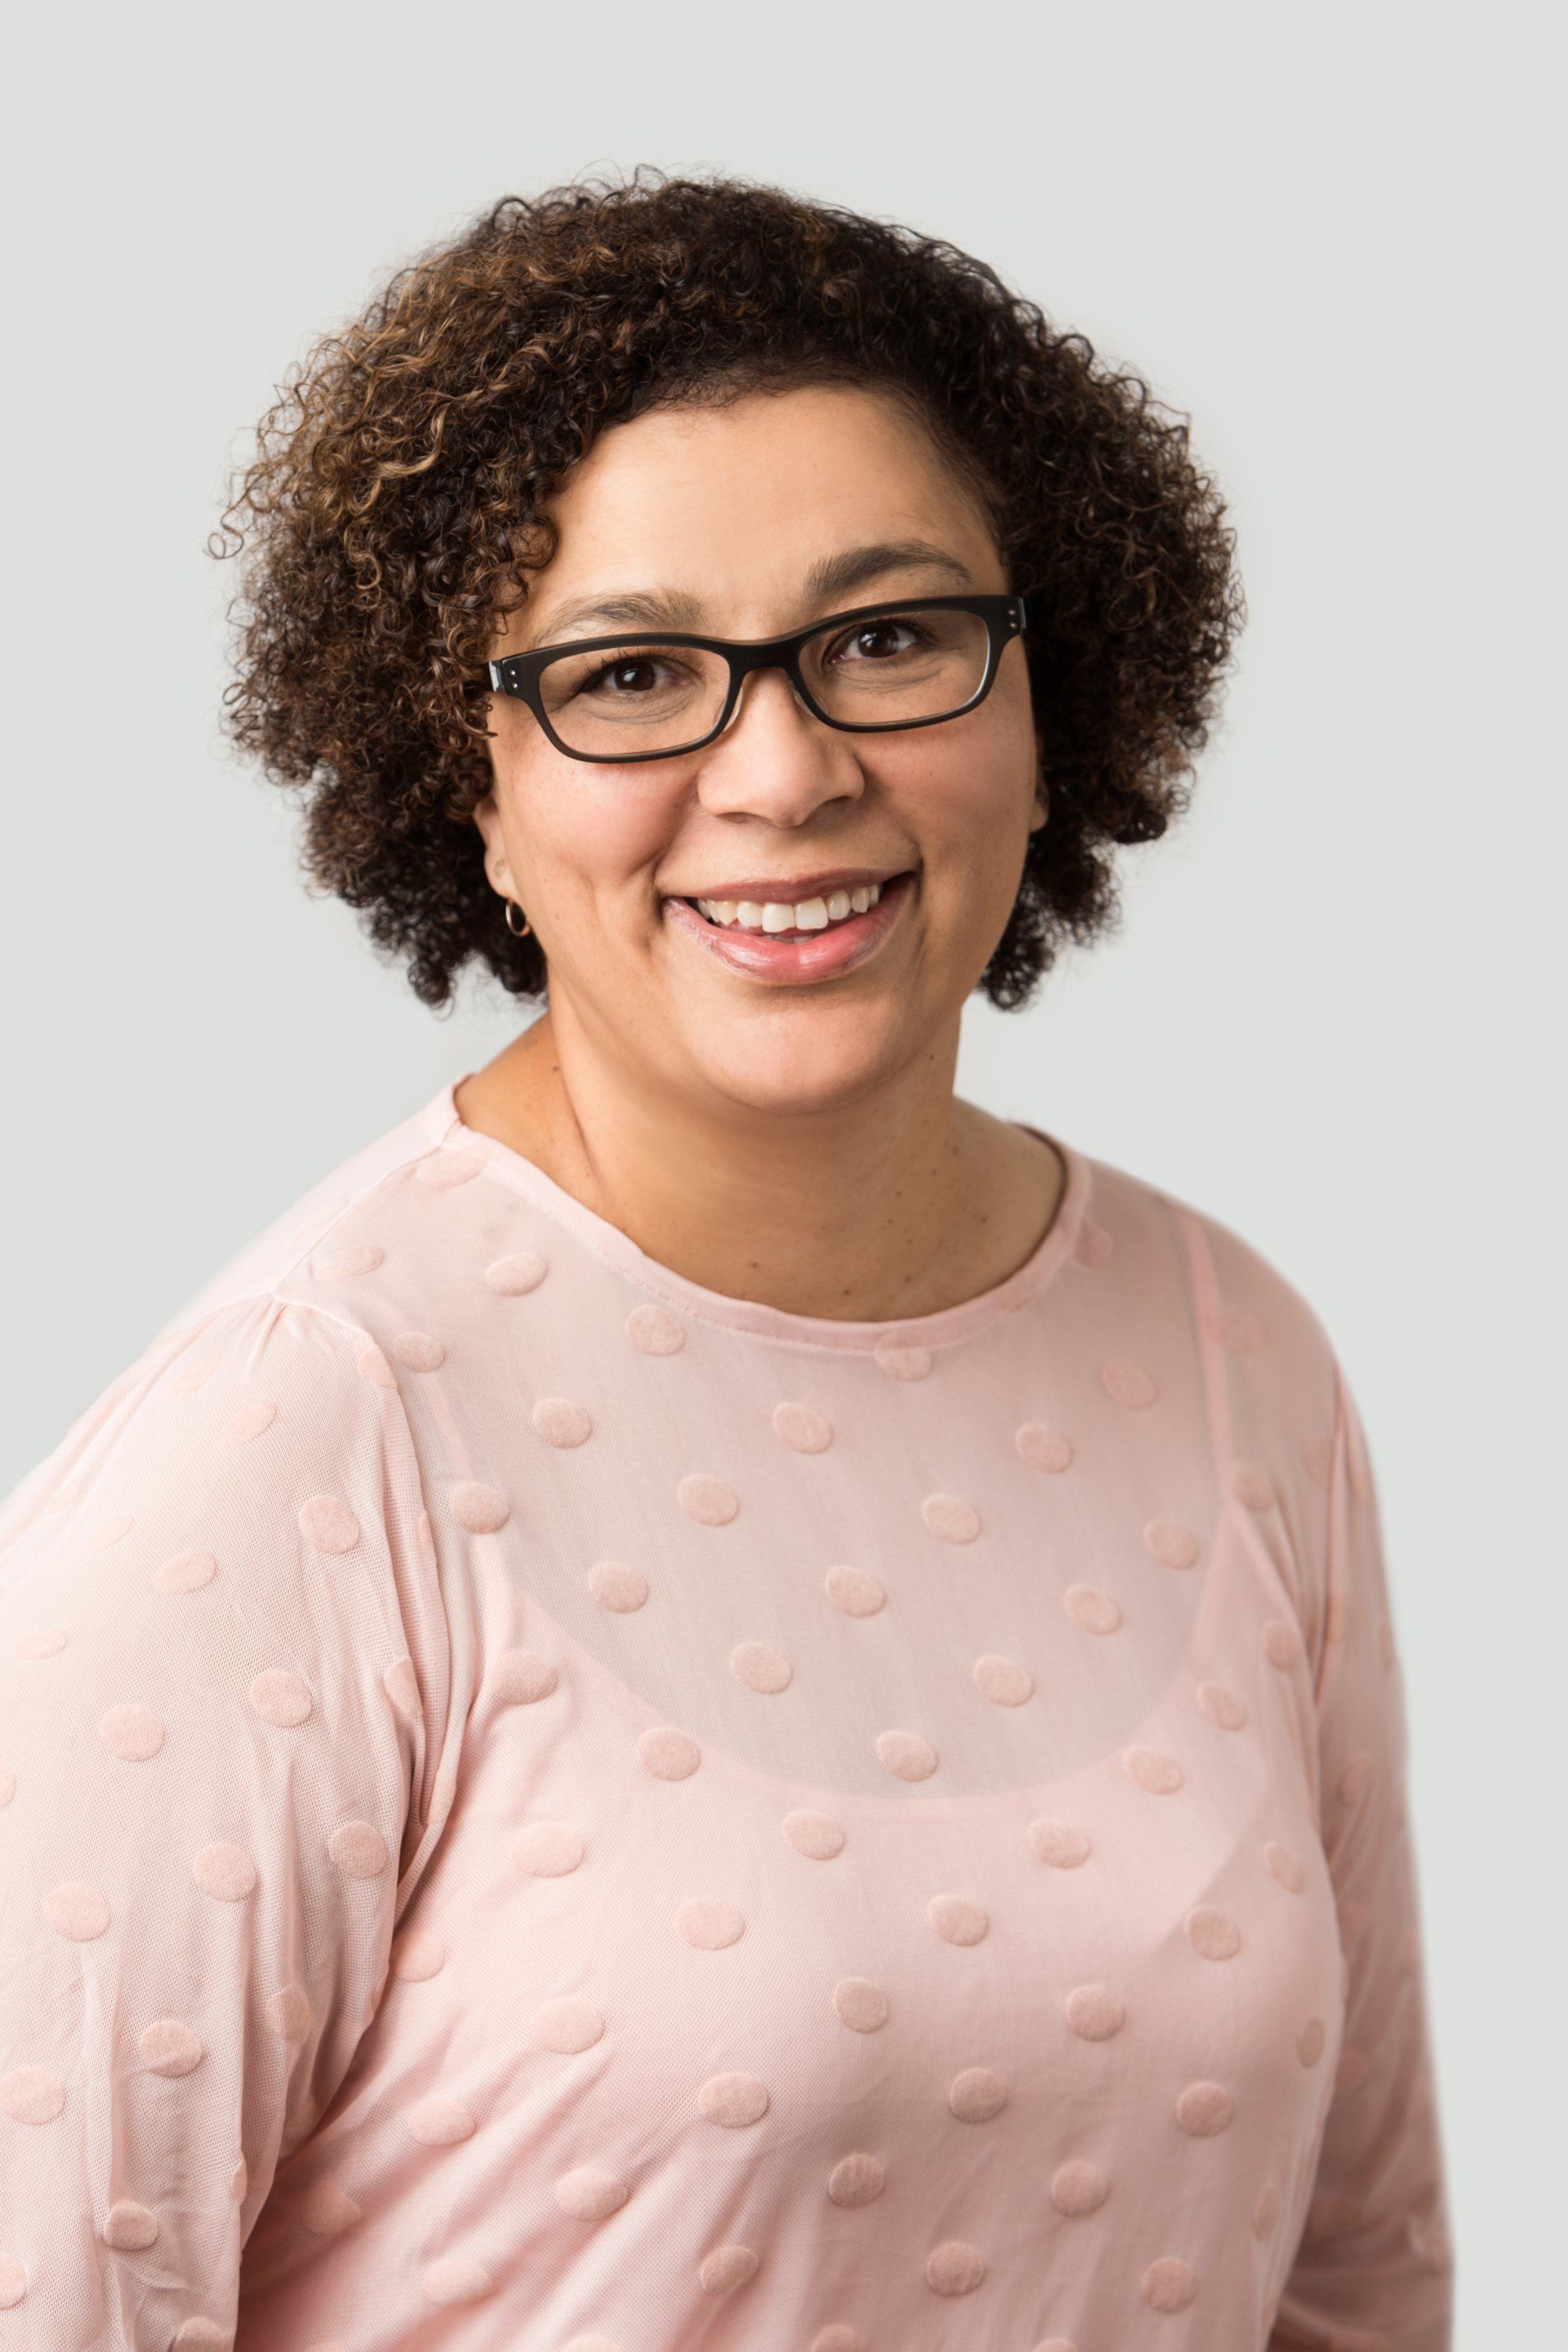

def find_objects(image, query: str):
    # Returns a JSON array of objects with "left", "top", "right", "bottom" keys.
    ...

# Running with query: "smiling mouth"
[{"left": 679, "top": 879, "right": 898, "bottom": 939}]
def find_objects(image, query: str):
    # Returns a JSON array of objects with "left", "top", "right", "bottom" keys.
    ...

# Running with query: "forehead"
[{"left": 518, "top": 382, "right": 1000, "bottom": 630}]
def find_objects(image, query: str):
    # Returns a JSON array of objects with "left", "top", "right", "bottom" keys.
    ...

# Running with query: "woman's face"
[{"left": 475, "top": 381, "right": 1045, "bottom": 1117}]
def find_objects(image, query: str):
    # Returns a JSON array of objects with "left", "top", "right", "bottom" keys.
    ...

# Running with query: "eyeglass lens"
[{"left": 536, "top": 604, "right": 992, "bottom": 757}]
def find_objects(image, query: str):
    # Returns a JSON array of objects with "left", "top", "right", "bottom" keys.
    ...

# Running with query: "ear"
[
  {"left": 471, "top": 791, "right": 512, "bottom": 891},
  {"left": 1029, "top": 764, "right": 1049, "bottom": 833}
]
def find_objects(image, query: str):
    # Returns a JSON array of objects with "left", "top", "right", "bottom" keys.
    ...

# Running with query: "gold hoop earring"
[{"left": 504, "top": 898, "right": 532, "bottom": 939}]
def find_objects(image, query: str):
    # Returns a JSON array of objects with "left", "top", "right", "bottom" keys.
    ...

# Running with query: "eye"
[
  {"left": 822, "top": 615, "right": 933, "bottom": 666},
  {"left": 576, "top": 654, "right": 684, "bottom": 699}
]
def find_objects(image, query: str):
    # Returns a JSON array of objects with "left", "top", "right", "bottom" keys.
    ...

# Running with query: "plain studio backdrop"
[{"left": 2, "top": 3, "right": 1560, "bottom": 2337}]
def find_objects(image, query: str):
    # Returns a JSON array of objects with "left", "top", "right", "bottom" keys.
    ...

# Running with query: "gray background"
[{"left": 4, "top": 4, "right": 1560, "bottom": 2336}]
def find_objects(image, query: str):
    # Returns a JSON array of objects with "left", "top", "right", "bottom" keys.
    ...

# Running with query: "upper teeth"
[{"left": 693, "top": 883, "right": 884, "bottom": 931}]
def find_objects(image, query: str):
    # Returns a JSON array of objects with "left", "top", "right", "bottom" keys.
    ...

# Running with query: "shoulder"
[
  {"left": 1, "top": 1077, "right": 558, "bottom": 1628},
  {"left": 1067, "top": 1143, "right": 1349, "bottom": 1646},
  {"left": 0, "top": 1290, "right": 423, "bottom": 1650},
  {"left": 145, "top": 1084, "right": 467, "bottom": 1339},
  {"left": 1073, "top": 1143, "right": 1342, "bottom": 1428},
  {"left": 0, "top": 1100, "right": 479, "bottom": 1669}
]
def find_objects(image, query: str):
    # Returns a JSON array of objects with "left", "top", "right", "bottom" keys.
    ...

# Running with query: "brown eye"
[
  {"left": 850, "top": 621, "right": 914, "bottom": 659},
  {"left": 583, "top": 657, "right": 674, "bottom": 698},
  {"left": 822, "top": 621, "right": 930, "bottom": 667},
  {"left": 537, "top": 641, "right": 728, "bottom": 753}
]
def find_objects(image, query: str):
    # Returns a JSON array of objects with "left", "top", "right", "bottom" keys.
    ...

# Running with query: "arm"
[
  {"left": 0, "top": 1295, "right": 445, "bottom": 2345},
  {"left": 1267, "top": 1358, "right": 1454, "bottom": 2350}
]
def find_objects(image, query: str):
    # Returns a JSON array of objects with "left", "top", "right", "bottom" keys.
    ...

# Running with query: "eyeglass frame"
[{"left": 481, "top": 591, "right": 1029, "bottom": 764}]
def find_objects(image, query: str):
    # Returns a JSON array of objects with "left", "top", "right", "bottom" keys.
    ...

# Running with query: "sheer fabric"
[{"left": 0, "top": 1079, "right": 1453, "bottom": 2349}]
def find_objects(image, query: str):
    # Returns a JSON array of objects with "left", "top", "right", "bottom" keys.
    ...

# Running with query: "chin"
[{"left": 687, "top": 1013, "right": 911, "bottom": 1119}]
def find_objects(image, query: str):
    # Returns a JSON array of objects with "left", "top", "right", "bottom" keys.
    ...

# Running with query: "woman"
[{"left": 0, "top": 172, "right": 1451, "bottom": 2350}]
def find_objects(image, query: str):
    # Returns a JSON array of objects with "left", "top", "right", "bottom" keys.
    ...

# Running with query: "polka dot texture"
[{"left": 0, "top": 1083, "right": 1450, "bottom": 2350}]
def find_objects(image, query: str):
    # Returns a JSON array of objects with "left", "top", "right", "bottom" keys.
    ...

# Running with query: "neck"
[{"left": 452, "top": 1007, "right": 1062, "bottom": 1325}]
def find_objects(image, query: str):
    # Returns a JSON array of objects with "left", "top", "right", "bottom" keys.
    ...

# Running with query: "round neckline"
[{"left": 421, "top": 1076, "right": 1092, "bottom": 1356}]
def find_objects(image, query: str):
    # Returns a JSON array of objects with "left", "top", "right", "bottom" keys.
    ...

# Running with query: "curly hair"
[{"left": 211, "top": 166, "right": 1245, "bottom": 1012}]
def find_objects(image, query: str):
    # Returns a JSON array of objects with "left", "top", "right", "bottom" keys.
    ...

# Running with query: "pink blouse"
[{"left": 0, "top": 1078, "right": 1453, "bottom": 2350}]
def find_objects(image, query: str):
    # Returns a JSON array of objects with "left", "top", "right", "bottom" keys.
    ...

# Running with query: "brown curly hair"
[{"left": 211, "top": 166, "right": 1245, "bottom": 1012}]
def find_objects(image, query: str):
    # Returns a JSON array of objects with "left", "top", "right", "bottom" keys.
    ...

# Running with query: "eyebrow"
[{"left": 524, "top": 539, "right": 976, "bottom": 647}]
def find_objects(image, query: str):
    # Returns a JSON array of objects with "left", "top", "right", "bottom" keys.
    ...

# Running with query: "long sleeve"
[
  {"left": 0, "top": 1294, "right": 448, "bottom": 2345},
  {"left": 1268, "top": 1356, "right": 1454, "bottom": 2351}
]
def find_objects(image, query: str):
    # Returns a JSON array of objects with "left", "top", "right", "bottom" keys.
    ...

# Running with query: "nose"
[{"left": 693, "top": 664, "right": 866, "bottom": 826}]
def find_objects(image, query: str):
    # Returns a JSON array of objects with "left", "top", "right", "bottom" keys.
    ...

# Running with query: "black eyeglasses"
[{"left": 483, "top": 592, "right": 1027, "bottom": 764}]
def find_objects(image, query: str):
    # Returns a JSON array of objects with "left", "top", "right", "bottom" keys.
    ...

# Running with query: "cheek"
[
  {"left": 881, "top": 706, "right": 1037, "bottom": 870},
  {"left": 504, "top": 766, "right": 675, "bottom": 908}
]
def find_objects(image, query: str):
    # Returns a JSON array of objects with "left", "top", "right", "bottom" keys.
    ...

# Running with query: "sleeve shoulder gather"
[
  {"left": 0, "top": 1293, "right": 452, "bottom": 2343},
  {"left": 1174, "top": 1196, "right": 1343, "bottom": 1668}
]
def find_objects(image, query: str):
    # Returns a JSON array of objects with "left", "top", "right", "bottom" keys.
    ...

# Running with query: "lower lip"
[{"left": 662, "top": 872, "right": 915, "bottom": 982}]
